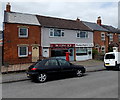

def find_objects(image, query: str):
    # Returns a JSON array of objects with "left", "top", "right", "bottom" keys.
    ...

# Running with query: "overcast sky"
[{"left": 0, "top": 1, "right": 119, "bottom": 30}]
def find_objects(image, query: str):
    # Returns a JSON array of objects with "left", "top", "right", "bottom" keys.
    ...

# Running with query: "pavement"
[
  {"left": 1, "top": 60, "right": 105, "bottom": 83},
  {"left": 0, "top": 46, "right": 2, "bottom": 67}
]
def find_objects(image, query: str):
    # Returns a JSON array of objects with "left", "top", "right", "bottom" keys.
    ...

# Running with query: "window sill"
[
  {"left": 18, "top": 56, "right": 28, "bottom": 58},
  {"left": 19, "top": 37, "right": 29, "bottom": 39}
]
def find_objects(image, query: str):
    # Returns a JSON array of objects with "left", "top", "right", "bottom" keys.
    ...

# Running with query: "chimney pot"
[
  {"left": 76, "top": 17, "right": 80, "bottom": 21},
  {"left": 6, "top": 2, "right": 11, "bottom": 12},
  {"left": 97, "top": 16, "right": 102, "bottom": 25}
]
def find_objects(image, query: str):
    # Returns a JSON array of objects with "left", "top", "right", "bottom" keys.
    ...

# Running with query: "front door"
[{"left": 32, "top": 46, "right": 39, "bottom": 62}]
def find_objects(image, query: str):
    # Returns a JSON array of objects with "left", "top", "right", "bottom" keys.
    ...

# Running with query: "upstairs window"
[
  {"left": 19, "top": 27, "right": 28, "bottom": 38},
  {"left": 49, "top": 29, "right": 64, "bottom": 37},
  {"left": 77, "top": 31, "right": 88, "bottom": 38},
  {"left": 101, "top": 32, "right": 105, "bottom": 41},
  {"left": 109, "top": 33, "right": 113, "bottom": 41}
]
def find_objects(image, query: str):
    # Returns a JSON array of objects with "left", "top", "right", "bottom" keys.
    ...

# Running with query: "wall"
[
  {"left": 93, "top": 31, "right": 109, "bottom": 53},
  {"left": 41, "top": 27, "right": 93, "bottom": 47},
  {"left": 3, "top": 23, "right": 41, "bottom": 64},
  {"left": 113, "top": 33, "right": 120, "bottom": 51}
]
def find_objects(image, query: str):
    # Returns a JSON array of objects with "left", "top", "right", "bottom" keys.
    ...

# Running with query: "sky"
[{"left": 0, "top": 1, "right": 119, "bottom": 30}]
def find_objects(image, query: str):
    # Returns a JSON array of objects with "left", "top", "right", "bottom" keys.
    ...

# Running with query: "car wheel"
[
  {"left": 37, "top": 73, "right": 47, "bottom": 83},
  {"left": 76, "top": 69, "right": 83, "bottom": 77}
]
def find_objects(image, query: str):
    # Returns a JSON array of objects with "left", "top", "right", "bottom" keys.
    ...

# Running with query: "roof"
[
  {"left": 101, "top": 25, "right": 120, "bottom": 34},
  {"left": 4, "top": 12, "right": 40, "bottom": 26},
  {"left": 36, "top": 15, "right": 92, "bottom": 31},
  {"left": 82, "top": 21, "right": 109, "bottom": 32}
]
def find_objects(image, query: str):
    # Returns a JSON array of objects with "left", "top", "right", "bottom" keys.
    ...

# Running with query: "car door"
[
  {"left": 58, "top": 59, "right": 73, "bottom": 74},
  {"left": 44, "top": 59, "right": 61, "bottom": 75}
]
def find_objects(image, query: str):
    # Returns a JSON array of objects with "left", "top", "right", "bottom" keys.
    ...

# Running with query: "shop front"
[
  {"left": 50, "top": 44, "right": 75, "bottom": 61},
  {"left": 75, "top": 43, "right": 94, "bottom": 61}
]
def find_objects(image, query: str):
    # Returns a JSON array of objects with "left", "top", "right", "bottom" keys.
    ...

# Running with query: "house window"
[
  {"left": 101, "top": 32, "right": 105, "bottom": 41},
  {"left": 18, "top": 46, "right": 28, "bottom": 57},
  {"left": 76, "top": 47, "right": 88, "bottom": 56},
  {"left": 77, "top": 31, "right": 88, "bottom": 38},
  {"left": 109, "top": 33, "right": 113, "bottom": 41},
  {"left": 118, "top": 34, "right": 120, "bottom": 42},
  {"left": 19, "top": 27, "right": 28, "bottom": 38},
  {"left": 101, "top": 46, "right": 105, "bottom": 53},
  {"left": 49, "top": 29, "right": 64, "bottom": 37}
]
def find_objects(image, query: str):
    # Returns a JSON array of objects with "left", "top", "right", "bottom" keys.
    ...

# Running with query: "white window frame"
[
  {"left": 101, "top": 32, "right": 105, "bottom": 41},
  {"left": 101, "top": 46, "right": 105, "bottom": 53},
  {"left": 19, "top": 27, "right": 28, "bottom": 38},
  {"left": 76, "top": 31, "right": 88, "bottom": 38},
  {"left": 49, "top": 29, "right": 64, "bottom": 37},
  {"left": 109, "top": 33, "right": 113, "bottom": 41},
  {"left": 18, "top": 46, "right": 28, "bottom": 57}
]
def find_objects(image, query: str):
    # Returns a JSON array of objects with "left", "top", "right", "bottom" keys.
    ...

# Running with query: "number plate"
[{"left": 105, "top": 64, "right": 109, "bottom": 66}]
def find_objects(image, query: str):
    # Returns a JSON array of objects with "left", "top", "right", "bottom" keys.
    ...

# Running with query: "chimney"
[
  {"left": 6, "top": 2, "right": 11, "bottom": 12},
  {"left": 97, "top": 16, "right": 102, "bottom": 25},
  {"left": 76, "top": 17, "right": 80, "bottom": 21}
]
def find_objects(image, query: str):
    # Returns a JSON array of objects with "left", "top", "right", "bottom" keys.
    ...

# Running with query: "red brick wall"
[
  {"left": 3, "top": 23, "right": 41, "bottom": 64},
  {"left": 93, "top": 31, "right": 109, "bottom": 53},
  {"left": 113, "top": 33, "right": 120, "bottom": 51}
]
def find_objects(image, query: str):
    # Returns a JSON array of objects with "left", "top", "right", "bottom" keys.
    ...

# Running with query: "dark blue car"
[{"left": 26, "top": 58, "right": 86, "bottom": 83}]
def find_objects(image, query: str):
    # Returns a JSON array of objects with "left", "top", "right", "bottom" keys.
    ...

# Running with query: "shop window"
[
  {"left": 101, "top": 46, "right": 105, "bottom": 53},
  {"left": 101, "top": 32, "right": 105, "bottom": 41},
  {"left": 76, "top": 48, "right": 87, "bottom": 56},
  {"left": 109, "top": 33, "right": 113, "bottom": 41},
  {"left": 19, "top": 27, "right": 28, "bottom": 38},
  {"left": 76, "top": 31, "right": 88, "bottom": 38},
  {"left": 51, "top": 49, "right": 68, "bottom": 57},
  {"left": 18, "top": 46, "right": 28, "bottom": 57},
  {"left": 49, "top": 29, "right": 64, "bottom": 37}
]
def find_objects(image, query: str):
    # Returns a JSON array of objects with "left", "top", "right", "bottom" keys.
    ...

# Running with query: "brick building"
[
  {"left": 83, "top": 17, "right": 120, "bottom": 53},
  {"left": 3, "top": 3, "right": 41, "bottom": 64},
  {"left": 82, "top": 18, "right": 109, "bottom": 53}
]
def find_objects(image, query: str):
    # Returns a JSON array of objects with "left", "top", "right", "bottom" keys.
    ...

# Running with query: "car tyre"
[
  {"left": 37, "top": 73, "right": 47, "bottom": 83},
  {"left": 76, "top": 69, "right": 83, "bottom": 77}
]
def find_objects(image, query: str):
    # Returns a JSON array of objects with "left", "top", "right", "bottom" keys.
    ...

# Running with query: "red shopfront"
[{"left": 50, "top": 44, "right": 75, "bottom": 61}]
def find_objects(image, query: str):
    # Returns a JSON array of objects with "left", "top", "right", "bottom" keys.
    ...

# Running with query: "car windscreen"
[
  {"left": 105, "top": 54, "right": 115, "bottom": 59},
  {"left": 33, "top": 60, "right": 43, "bottom": 68}
]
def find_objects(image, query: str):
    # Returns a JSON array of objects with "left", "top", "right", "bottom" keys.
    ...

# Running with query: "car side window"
[
  {"left": 45, "top": 60, "right": 58, "bottom": 66},
  {"left": 58, "top": 59, "right": 70, "bottom": 66}
]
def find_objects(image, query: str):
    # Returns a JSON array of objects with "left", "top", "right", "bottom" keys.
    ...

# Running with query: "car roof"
[{"left": 45, "top": 58, "right": 66, "bottom": 60}]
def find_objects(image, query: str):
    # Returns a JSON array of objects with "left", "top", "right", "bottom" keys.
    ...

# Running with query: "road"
[{"left": 2, "top": 70, "right": 118, "bottom": 98}]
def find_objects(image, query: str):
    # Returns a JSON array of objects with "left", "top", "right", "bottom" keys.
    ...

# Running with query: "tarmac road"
[{"left": 2, "top": 70, "right": 118, "bottom": 98}]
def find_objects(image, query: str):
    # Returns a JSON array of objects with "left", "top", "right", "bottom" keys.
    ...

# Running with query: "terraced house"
[
  {"left": 82, "top": 17, "right": 120, "bottom": 53},
  {"left": 3, "top": 3, "right": 93, "bottom": 64}
]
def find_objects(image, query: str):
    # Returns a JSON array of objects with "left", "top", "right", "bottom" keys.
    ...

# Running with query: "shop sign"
[
  {"left": 50, "top": 44, "right": 75, "bottom": 48},
  {"left": 75, "top": 43, "right": 94, "bottom": 47}
]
